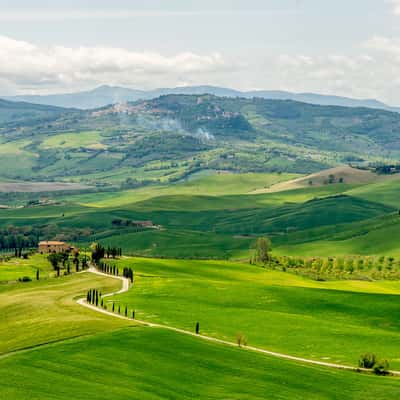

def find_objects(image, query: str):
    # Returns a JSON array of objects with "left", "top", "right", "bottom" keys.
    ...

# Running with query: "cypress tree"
[
  {"left": 36, "top": 269, "right": 39, "bottom": 281},
  {"left": 195, "top": 322, "right": 200, "bottom": 335},
  {"left": 118, "top": 305, "right": 120, "bottom": 314},
  {"left": 125, "top": 306, "right": 127, "bottom": 317},
  {"left": 112, "top": 303, "right": 115, "bottom": 312},
  {"left": 132, "top": 310, "right": 135, "bottom": 319},
  {"left": 101, "top": 299, "right": 103, "bottom": 307}
]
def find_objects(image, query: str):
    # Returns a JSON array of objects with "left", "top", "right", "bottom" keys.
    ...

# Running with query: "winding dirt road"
[{"left": 78, "top": 268, "right": 400, "bottom": 376}]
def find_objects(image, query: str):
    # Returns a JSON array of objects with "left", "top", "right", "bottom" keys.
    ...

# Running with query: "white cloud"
[
  {"left": 387, "top": 0, "right": 400, "bottom": 15},
  {"left": 267, "top": 43, "right": 400, "bottom": 104},
  {"left": 2, "top": 34, "right": 400, "bottom": 104},
  {"left": 0, "top": 36, "right": 230, "bottom": 94}
]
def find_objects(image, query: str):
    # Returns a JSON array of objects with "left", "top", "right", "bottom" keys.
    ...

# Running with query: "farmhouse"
[{"left": 38, "top": 241, "right": 73, "bottom": 254}]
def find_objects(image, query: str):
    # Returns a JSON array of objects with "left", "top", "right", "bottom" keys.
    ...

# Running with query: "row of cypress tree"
[
  {"left": 86, "top": 288, "right": 135, "bottom": 319},
  {"left": 122, "top": 267, "right": 134, "bottom": 283},
  {"left": 98, "top": 262, "right": 119, "bottom": 276},
  {"left": 86, "top": 288, "right": 102, "bottom": 306}
]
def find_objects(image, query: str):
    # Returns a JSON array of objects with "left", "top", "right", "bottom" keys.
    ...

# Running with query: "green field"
[
  {"left": 0, "top": 254, "right": 55, "bottom": 282},
  {"left": 1, "top": 269, "right": 400, "bottom": 399},
  {"left": 3, "top": 66, "right": 400, "bottom": 398},
  {"left": 2, "top": 327, "right": 400, "bottom": 400},
  {"left": 2, "top": 170, "right": 400, "bottom": 260},
  {"left": 109, "top": 257, "right": 400, "bottom": 369},
  {"left": 0, "top": 273, "right": 128, "bottom": 355}
]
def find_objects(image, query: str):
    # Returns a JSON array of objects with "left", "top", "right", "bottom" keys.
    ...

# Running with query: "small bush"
[
  {"left": 236, "top": 333, "right": 247, "bottom": 347},
  {"left": 359, "top": 353, "right": 376, "bottom": 369},
  {"left": 373, "top": 360, "right": 390, "bottom": 376},
  {"left": 18, "top": 276, "right": 32, "bottom": 282}
]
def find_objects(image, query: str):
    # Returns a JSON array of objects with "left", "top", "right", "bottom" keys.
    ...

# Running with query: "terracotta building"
[{"left": 38, "top": 241, "right": 72, "bottom": 254}]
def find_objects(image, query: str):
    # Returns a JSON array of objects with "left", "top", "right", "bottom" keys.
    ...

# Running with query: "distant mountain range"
[{"left": 2, "top": 85, "right": 399, "bottom": 112}]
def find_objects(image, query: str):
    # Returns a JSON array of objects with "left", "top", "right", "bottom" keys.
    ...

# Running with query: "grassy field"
[
  {"left": 0, "top": 272, "right": 129, "bottom": 355},
  {"left": 41, "top": 131, "right": 103, "bottom": 149},
  {"left": 0, "top": 254, "right": 55, "bottom": 282},
  {"left": 1, "top": 268, "right": 400, "bottom": 399},
  {"left": 108, "top": 257, "right": 400, "bottom": 369},
  {"left": 2, "top": 326, "right": 400, "bottom": 400},
  {"left": 1, "top": 170, "right": 400, "bottom": 259}
]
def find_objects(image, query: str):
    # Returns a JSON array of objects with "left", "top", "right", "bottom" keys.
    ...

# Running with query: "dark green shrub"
[
  {"left": 373, "top": 360, "right": 390, "bottom": 376},
  {"left": 18, "top": 276, "right": 32, "bottom": 282},
  {"left": 359, "top": 353, "right": 376, "bottom": 369}
]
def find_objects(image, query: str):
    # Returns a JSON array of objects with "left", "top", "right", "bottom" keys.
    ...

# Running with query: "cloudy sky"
[{"left": 1, "top": 0, "right": 400, "bottom": 104}]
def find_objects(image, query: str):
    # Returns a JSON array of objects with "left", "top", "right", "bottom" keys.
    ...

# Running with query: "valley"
[{"left": 2, "top": 95, "right": 400, "bottom": 399}]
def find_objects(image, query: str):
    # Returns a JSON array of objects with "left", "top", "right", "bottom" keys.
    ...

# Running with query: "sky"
[{"left": 1, "top": 0, "right": 400, "bottom": 104}]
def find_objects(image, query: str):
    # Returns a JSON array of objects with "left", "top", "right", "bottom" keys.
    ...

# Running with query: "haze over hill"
[
  {"left": 3, "top": 85, "right": 398, "bottom": 112},
  {"left": 1, "top": 94, "right": 400, "bottom": 186}
]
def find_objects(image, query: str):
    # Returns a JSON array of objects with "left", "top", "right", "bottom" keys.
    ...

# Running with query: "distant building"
[
  {"left": 38, "top": 241, "right": 73, "bottom": 254},
  {"left": 132, "top": 220, "right": 154, "bottom": 228}
]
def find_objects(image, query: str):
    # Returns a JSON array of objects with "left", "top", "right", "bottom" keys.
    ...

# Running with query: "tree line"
[
  {"left": 48, "top": 251, "right": 88, "bottom": 277},
  {"left": 86, "top": 288, "right": 135, "bottom": 319},
  {"left": 91, "top": 243, "right": 122, "bottom": 265}
]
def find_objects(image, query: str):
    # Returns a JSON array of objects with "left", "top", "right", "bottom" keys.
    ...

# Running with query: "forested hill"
[{"left": 0, "top": 94, "right": 400, "bottom": 185}]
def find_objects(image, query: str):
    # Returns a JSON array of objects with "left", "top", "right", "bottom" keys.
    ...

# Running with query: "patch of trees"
[
  {"left": 359, "top": 353, "right": 390, "bottom": 375},
  {"left": 86, "top": 287, "right": 136, "bottom": 319},
  {"left": 266, "top": 255, "right": 400, "bottom": 281},
  {"left": 97, "top": 261, "right": 134, "bottom": 283},
  {"left": 92, "top": 243, "right": 122, "bottom": 265},
  {"left": 251, "top": 237, "right": 271, "bottom": 265},
  {"left": 112, "top": 218, "right": 153, "bottom": 231},
  {"left": 98, "top": 261, "right": 119, "bottom": 276},
  {"left": 122, "top": 267, "right": 134, "bottom": 283},
  {"left": 323, "top": 174, "right": 344, "bottom": 185},
  {"left": 374, "top": 164, "right": 400, "bottom": 175},
  {"left": 86, "top": 288, "right": 101, "bottom": 307},
  {"left": 47, "top": 251, "right": 86, "bottom": 276},
  {"left": 91, "top": 243, "right": 105, "bottom": 265},
  {"left": 0, "top": 225, "right": 40, "bottom": 253}
]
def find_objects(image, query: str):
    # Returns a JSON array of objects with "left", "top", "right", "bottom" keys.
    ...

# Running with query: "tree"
[
  {"left": 48, "top": 253, "right": 61, "bottom": 270},
  {"left": 195, "top": 322, "right": 200, "bottom": 335},
  {"left": 36, "top": 269, "right": 40, "bottom": 281},
  {"left": 91, "top": 243, "right": 105, "bottom": 265},
  {"left": 373, "top": 360, "right": 390, "bottom": 376},
  {"left": 73, "top": 254, "right": 79, "bottom": 272},
  {"left": 359, "top": 353, "right": 377, "bottom": 369},
  {"left": 254, "top": 237, "right": 271, "bottom": 264},
  {"left": 236, "top": 333, "right": 247, "bottom": 347}
]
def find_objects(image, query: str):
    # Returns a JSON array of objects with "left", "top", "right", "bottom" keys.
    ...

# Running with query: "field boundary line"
[{"left": 80, "top": 268, "right": 400, "bottom": 376}]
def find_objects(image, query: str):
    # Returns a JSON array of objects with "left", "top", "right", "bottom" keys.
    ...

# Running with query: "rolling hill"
[
  {"left": 1, "top": 94, "right": 400, "bottom": 186},
  {"left": 255, "top": 166, "right": 398, "bottom": 193}
]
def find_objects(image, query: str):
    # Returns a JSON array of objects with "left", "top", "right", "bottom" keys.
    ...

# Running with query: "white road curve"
[{"left": 78, "top": 268, "right": 400, "bottom": 377}]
